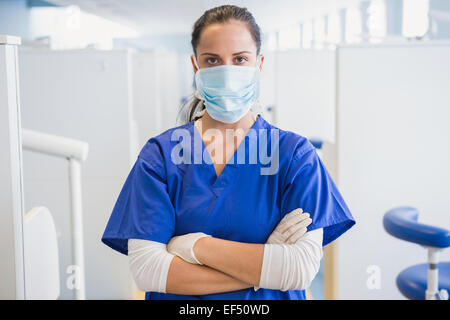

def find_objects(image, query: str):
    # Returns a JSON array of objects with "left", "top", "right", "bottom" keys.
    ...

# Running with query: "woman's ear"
[{"left": 191, "top": 54, "right": 199, "bottom": 73}]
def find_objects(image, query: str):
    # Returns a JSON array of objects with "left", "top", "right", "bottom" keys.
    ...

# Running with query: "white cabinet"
[
  {"left": 0, "top": 35, "right": 25, "bottom": 300},
  {"left": 18, "top": 49, "right": 137, "bottom": 299}
]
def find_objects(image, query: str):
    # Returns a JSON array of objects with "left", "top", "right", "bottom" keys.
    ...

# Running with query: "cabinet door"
[{"left": 0, "top": 35, "right": 25, "bottom": 300}]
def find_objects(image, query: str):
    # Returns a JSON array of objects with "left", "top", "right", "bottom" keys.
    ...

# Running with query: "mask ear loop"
[
  {"left": 193, "top": 91, "right": 206, "bottom": 120},
  {"left": 193, "top": 54, "right": 204, "bottom": 102},
  {"left": 192, "top": 55, "right": 206, "bottom": 120}
]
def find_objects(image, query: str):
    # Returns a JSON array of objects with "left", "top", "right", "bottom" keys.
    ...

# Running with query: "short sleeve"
[
  {"left": 281, "top": 145, "right": 355, "bottom": 247},
  {"left": 101, "top": 153, "right": 175, "bottom": 255}
]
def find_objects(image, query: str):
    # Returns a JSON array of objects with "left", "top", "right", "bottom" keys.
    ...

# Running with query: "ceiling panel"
[{"left": 45, "top": 0, "right": 357, "bottom": 35}]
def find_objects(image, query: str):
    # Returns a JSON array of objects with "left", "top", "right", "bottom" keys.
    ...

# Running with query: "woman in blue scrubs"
[{"left": 102, "top": 5, "right": 355, "bottom": 300}]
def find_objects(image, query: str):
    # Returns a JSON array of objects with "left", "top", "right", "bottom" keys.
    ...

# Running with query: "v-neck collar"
[{"left": 190, "top": 115, "right": 265, "bottom": 197}]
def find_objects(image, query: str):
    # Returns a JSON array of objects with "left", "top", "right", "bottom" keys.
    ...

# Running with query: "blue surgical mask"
[{"left": 194, "top": 56, "right": 261, "bottom": 123}]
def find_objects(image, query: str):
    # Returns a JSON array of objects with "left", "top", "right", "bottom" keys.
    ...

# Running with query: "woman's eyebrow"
[
  {"left": 200, "top": 51, "right": 252, "bottom": 56},
  {"left": 232, "top": 51, "right": 252, "bottom": 55}
]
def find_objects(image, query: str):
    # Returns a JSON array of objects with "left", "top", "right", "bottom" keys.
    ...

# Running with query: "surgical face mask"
[{"left": 194, "top": 55, "right": 261, "bottom": 123}]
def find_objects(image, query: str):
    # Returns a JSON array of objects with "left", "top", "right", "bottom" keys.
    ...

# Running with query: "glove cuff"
[{"left": 191, "top": 234, "right": 211, "bottom": 265}]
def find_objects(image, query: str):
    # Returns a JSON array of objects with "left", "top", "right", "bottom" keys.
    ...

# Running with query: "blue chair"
[{"left": 383, "top": 207, "right": 450, "bottom": 300}]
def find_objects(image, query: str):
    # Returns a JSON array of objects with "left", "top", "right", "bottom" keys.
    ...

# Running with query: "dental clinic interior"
[{"left": 1, "top": 0, "right": 449, "bottom": 300}]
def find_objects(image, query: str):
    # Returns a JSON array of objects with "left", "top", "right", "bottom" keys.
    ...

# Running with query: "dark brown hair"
[{"left": 178, "top": 5, "right": 262, "bottom": 124}]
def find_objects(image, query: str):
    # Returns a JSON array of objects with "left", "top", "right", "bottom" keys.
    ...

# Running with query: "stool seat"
[{"left": 397, "top": 262, "right": 450, "bottom": 300}]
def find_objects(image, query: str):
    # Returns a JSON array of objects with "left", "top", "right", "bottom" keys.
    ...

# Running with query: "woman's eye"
[
  {"left": 235, "top": 56, "right": 248, "bottom": 64},
  {"left": 206, "top": 58, "right": 219, "bottom": 65}
]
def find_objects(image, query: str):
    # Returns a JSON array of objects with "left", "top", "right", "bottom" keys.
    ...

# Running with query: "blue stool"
[{"left": 383, "top": 207, "right": 450, "bottom": 300}]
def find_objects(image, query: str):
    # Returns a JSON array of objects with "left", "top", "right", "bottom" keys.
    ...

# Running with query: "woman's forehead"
[{"left": 197, "top": 21, "right": 257, "bottom": 54}]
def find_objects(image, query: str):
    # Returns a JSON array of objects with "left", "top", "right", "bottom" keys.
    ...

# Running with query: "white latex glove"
[
  {"left": 166, "top": 232, "right": 211, "bottom": 265},
  {"left": 255, "top": 208, "right": 312, "bottom": 291},
  {"left": 267, "top": 208, "right": 312, "bottom": 244}
]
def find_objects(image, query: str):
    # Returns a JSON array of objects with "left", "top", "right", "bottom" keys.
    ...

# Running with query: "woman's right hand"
[{"left": 266, "top": 208, "right": 312, "bottom": 244}]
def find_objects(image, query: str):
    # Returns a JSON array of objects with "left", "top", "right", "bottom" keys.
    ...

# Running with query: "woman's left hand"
[
  {"left": 166, "top": 232, "right": 211, "bottom": 264},
  {"left": 267, "top": 208, "right": 312, "bottom": 244}
]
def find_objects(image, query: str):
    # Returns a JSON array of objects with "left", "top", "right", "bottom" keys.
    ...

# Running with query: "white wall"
[
  {"left": 18, "top": 49, "right": 137, "bottom": 299},
  {"left": 132, "top": 51, "right": 161, "bottom": 149},
  {"left": 274, "top": 49, "right": 336, "bottom": 143},
  {"left": 132, "top": 50, "right": 181, "bottom": 150},
  {"left": 259, "top": 51, "right": 277, "bottom": 123},
  {"left": 336, "top": 42, "right": 450, "bottom": 299},
  {"left": 157, "top": 51, "right": 183, "bottom": 130}
]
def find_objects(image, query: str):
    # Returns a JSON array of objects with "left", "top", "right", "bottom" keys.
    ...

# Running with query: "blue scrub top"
[{"left": 102, "top": 115, "right": 355, "bottom": 300}]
